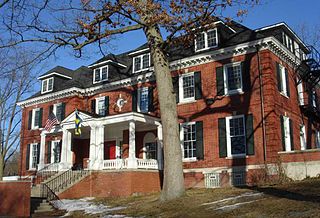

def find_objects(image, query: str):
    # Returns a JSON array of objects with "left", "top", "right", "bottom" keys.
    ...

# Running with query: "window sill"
[
  {"left": 178, "top": 99, "right": 197, "bottom": 105},
  {"left": 183, "top": 158, "right": 197, "bottom": 162},
  {"left": 225, "top": 155, "right": 248, "bottom": 159},
  {"left": 195, "top": 45, "right": 218, "bottom": 53},
  {"left": 278, "top": 149, "right": 320, "bottom": 154},
  {"left": 28, "top": 168, "right": 36, "bottom": 171},
  {"left": 225, "top": 90, "right": 244, "bottom": 96},
  {"left": 280, "top": 92, "right": 289, "bottom": 99},
  {"left": 93, "top": 79, "right": 108, "bottom": 84}
]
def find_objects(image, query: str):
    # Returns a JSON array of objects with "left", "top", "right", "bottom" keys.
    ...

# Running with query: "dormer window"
[
  {"left": 133, "top": 53, "right": 150, "bottom": 73},
  {"left": 282, "top": 32, "right": 294, "bottom": 53},
  {"left": 195, "top": 29, "right": 218, "bottom": 52},
  {"left": 93, "top": 66, "right": 108, "bottom": 83},
  {"left": 41, "top": 77, "right": 54, "bottom": 94}
]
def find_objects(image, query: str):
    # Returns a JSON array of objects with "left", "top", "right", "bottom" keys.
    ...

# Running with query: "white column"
[
  {"left": 38, "top": 132, "right": 46, "bottom": 170},
  {"left": 89, "top": 125, "right": 104, "bottom": 170},
  {"left": 127, "top": 120, "right": 137, "bottom": 169},
  {"left": 60, "top": 128, "right": 72, "bottom": 170},
  {"left": 157, "top": 125, "right": 163, "bottom": 170}
]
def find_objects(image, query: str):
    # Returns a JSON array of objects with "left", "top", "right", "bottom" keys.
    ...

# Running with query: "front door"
[{"left": 104, "top": 141, "right": 116, "bottom": 160}]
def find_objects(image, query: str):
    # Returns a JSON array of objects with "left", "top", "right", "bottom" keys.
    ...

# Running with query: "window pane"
[
  {"left": 139, "top": 87, "right": 149, "bottom": 113},
  {"left": 101, "top": 67, "right": 108, "bottom": 80},
  {"left": 32, "top": 144, "right": 38, "bottom": 168},
  {"left": 56, "top": 104, "right": 62, "bottom": 121},
  {"left": 98, "top": 99, "right": 105, "bottom": 116},
  {"left": 183, "top": 75, "right": 195, "bottom": 99},
  {"left": 227, "top": 65, "right": 242, "bottom": 91},
  {"left": 48, "top": 78, "right": 53, "bottom": 91},
  {"left": 53, "top": 141, "right": 61, "bottom": 163},
  {"left": 196, "top": 33, "right": 205, "bottom": 50},
  {"left": 34, "top": 110, "right": 40, "bottom": 127},
  {"left": 229, "top": 117, "right": 246, "bottom": 155},
  {"left": 142, "top": 54, "right": 150, "bottom": 69},
  {"left": 183, "top": 124, "right": 196, "bottom": 158},
  {"left": 94, "top": 69, "right": 101, "bottom": 82},
  {"left": 42, "top": 80, "right": 47, "bottom": 92},
  {"left": 134, "top": 57, "right": 141, "bottom": 72},
  {"left": 146, "top": 142, "right": 157, "bottom": 159},
  {"left": 207, "top": 30, "right": 217, "bottom": 47}
]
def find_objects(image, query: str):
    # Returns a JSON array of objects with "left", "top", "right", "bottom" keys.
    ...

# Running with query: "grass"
[{"left": 48, "top": 178, "right": 320, "bottom": 218}]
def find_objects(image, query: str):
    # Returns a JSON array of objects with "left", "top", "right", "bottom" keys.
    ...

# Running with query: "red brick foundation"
[{"left": 0, "top": 181, "right": 31, "bottom": 217}]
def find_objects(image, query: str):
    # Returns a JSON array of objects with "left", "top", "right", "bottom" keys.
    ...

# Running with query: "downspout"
[{"left": 256, "top": 45, "right": 267, "bottom": 162}]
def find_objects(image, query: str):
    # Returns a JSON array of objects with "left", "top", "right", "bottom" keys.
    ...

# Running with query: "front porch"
[{"left": 38, "top": 112, "right": 163, "bottom": 171}]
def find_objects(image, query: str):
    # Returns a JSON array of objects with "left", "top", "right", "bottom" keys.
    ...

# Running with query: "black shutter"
[
  {"left": 61, "top": 103, "right": 66, "bottom": 120},
  {"left": 104, "top": 96, "right": 110, "bottom": 116},
  {"left": 289, "top": 118, "right": 294, "bottom": 151},
  {"left": 28, "top": 111, "right": 32, "bottom": 130},
  {"left": 26, "top": 144, "right": 30, "bottom": 170},
  {"left": 172, "top": 76, "right": 179, "bottom": 103},
  {"left": 196, "top": 121, "right": 204, "bottom": 160},
  {"left": 47, "top": 141, "right": 51, "bottom": 164},
  {"left": 104, "top": 96, "right": 109, "bottom": 116},
  {"left": 218, "top": 118, "right": 227, "bottom": 158},
  {"left": 91, "top": 99, "right": 96, "bottom": 114},
  {"left": 132, "top": 90, "right": 138, "bottom": 112},
  {"left": 285, "top": 68, "right": 290, "bottom": 97},
  {"left": 194, "top": 71, "right": 202, "bottom": 100},
  {"left": 36, "top": 143, "right": 40, "bottom": 165},
  {"left": 242, "top": 61, "right": 251, "bottom": 92},
  {"left": 276, "top": 62, "right": 282, "bottom": 92},
  {"left": 280, "top": 115, "right": 286, "bottom": 151},
  {"left": 49, "top": 105, "right": 54, "bottom": 114},
  {"left": 216, "top": 66, "right": 225, "bottom": 96},
  {"left": 245, "top": 114, "right": 255, "bottom": 155},
  {"left": 148, "top": 87, "right": 154, "bottom": 112},
  {"left": 38, "top": 108, "right": 43, "bottom": 128}
]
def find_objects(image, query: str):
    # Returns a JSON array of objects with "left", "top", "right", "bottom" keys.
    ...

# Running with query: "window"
[
  {"left": 51, "top": 140, "right": 61, "bottom": 163},
  {"left": 32, "top": 108, "right": 41, "bottom": 129},
  {"left": 316, "top": 131, "right": 320, "bottom": 149},
  {"left": 312, "top": 90, "right": 317, "bottom": 108},
  {"left": 145, "top": 142, "right": 157, "bottom": 159},
  {"left": 30, "top": 143, "right": 38, "bottom": 169},
  {"left": 300, "top": 125, "right": 306, "bottom": 150},
  {"left": 96, "top": 97, "right": 106, "bottom": 116},
  {"left": 138, "top": 87, "right": 149, "bottom": 113},
  {"left": 93, "top": 66, "right": 108, "bottom": 83},
  {"left": 133, "top": 53, "right": 150, "bottom": 73},
  {"left": 281, "top": 116, "right": 292, "bottom": 152},
  {"left": 53, "top": 103, "right": 64, "bottom": 122},
  {"left": 195, "top": 29, "right": 218, "bottom": 51},
  {"left": 41, "top": 77, "right": 54, "bottom": 94},
  {"left": 282, "top": 32, "right": 294, "bottom": 53},
  {"left": 180, "top": 122, "right": 197, "bottom": 160},
  {"left": 224, "top": 63, "right": 243, "bottom": 94},
  {"left": 179, "top": 72, "right": 195, "bottom": 102},
  {"left": 297, "top": 79, "right": 304, "bottom": 105},
  {"left": 277, "top": 63, "right": 289, "bottom": 97},
  {"left": 226, "top": 115, "right": 246, "bottom": 157}
]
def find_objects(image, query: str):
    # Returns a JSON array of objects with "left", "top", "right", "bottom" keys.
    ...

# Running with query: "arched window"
[{"left": 143, "top": 132, "right": 157, "bottom": 160}]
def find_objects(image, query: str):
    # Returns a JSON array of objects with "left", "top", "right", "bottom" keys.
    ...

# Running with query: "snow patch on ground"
[
  {"left": 51, "top": 197, "right": 127, "bottom": 217},
  {"left": 202, "top": 192, "right": 263, "bottom": 206}
]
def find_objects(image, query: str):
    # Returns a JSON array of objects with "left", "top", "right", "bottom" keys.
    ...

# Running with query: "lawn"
[{"left": 37, "top": 178, "right": 320, "bottom": 217}]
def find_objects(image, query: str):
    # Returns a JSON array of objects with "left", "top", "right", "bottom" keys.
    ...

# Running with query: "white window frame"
[
  {"left": 41, "top": 77, "right": 54, "bottom": 94},
  {"left": 279, "top": 64, "right": 288, "bottom": 97},
  {"left": 95, "top": 97, "right": 106, "bottom": 116},
  {"left": 31, "top": 108, "right": 40, "bottom": 130},
  {"left": 52, "top": 103, "right": 63, "bottom": 122},
  {"left": 282, "top": 116, "right": 292, "bottom": 152},
  {"left": 179, "top": 72, "right": 195, "bottom": 103},
  {"left": 195, "top": 28, "right": 218, "bottom": 52},
  {"left": 226, "top": 115, "right": 246, "bottom": 157},
  {"left": 297, "top": 78, "right": 304, "bottom": 105},
  {"left": 51, "top": 140, "right": 61, "bottom": 164},
  {"left": 300, "top": 125, "right": 306, "bottom": 151},
  {"left": 142, "top": 132, "right": 157, "bottom": 160},
  {"left": 137, "top": 87, "right": 149, "bottom": 113},
  {"left": 180, "top": 122, "right": 197, "bottom": 161},
  {"left": 282, "top": 32, "right": 294, "bottom": 53},
  {"left": 223, "top": 62, "right": 243, "bottom": 95},
  {"left": 93, "top": 65, "right": 108, "bottom": 84},
  {"left": 316, "top": 131, "right": 320, "bottom": 149},
  {"left": 132, "top": 53, "right": 151, "bottom": 73},
  {"left": 312, "top": 90, "right": 317, "bottom": 108},
  {"left": 29, "top": 143, "right": 38, "bottom": 170}
]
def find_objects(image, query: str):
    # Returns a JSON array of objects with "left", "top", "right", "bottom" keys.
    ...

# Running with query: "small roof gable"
[
  {"left": 60, "top": 110, "right": 94, "bottom": 125},
  {"left": 38, "top": 66, "right": 74, "bottom": 80}
]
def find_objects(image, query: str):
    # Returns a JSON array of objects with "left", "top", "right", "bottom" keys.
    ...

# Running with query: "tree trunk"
[
  {"left": 144, "top": 26, "right": 185, "bottom": 201},
  {"left": 0, "top": 154, "right": 4, "bottom": 181}
]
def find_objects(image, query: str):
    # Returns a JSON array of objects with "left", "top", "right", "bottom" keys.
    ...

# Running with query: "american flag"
[{"left": 44, "top": 113, "right": 58, "bottom": 132}]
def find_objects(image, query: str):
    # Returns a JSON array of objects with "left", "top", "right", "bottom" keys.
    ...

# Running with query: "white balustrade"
[
  {"left": 102, "top": 158, "right": 158, "bottom": 170},
  {"left": 137, "top": 159, "right": 158, "bottom": 169}
]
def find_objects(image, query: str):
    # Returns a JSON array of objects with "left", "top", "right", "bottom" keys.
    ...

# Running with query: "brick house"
[{"left": 17, "top": 21, "right": 320, "bottom": 197}]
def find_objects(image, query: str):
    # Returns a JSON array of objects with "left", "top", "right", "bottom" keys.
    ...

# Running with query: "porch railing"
[{"left": 102, "top": 158, "right": 158, "bottom": 170}]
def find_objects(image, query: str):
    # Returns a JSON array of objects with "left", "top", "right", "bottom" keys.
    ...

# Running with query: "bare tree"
[
  {"left": 295, "top": 22, "right": 320, "bottom": 50},
  {"left": 0, "top": 49, "right": 34, "bottom": 180},
  {"left": 0, "top": 0, "right": 259, "bottom": 199}
]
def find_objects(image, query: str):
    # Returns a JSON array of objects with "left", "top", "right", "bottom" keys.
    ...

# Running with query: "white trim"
[
  {"left": 179, "top": 72, "right": 195, "bottom": 103},
  {"left": 226, "top": 115, "right": 246, "bottom": 157},
  {"left": 278, "top": 63, "right": 289, "bottom": 97},
  {"left": 41, "top": 77, "right": 54, "bottom": 94},
  {"left": 133, "top": 53, "right": 151, "bottom": 73},
  {"left": 143, "top": 132, "right": 157, "bottom": 159},
  {"left": 282, "top": 116, "right": 292, "bottom": 152},
  {"left": 50, "top": 140, "right": 61, "bottom": 164},
  {"left": 180, "top": 121, "right": 197, "bottom": 162},
  {"left": 300, "top": 125, "right": 306, "bottom": 151},
  {"left": 316, "top": 131, "right": 320, "bottom": 149},
  {"left": 29, "top": 143, "right": 38, "bottom": 170},
  {"left": 31, "top": 108, "right": 40, "bottom": 130},
  {"left": 195, "top": 28, "right": 218, "bottom": 52},
  {"left": 38, "top": 72, "right": 72, "bottom": 80},
  {"left": 93, "top": 65, "right": 109, "bottom": 84},
  {"left": 128, "top": 48, "right": 150, "bottom": 56},
  {"left": 137, "top": 87, "right": 149, "bottom": 113},
  {"left": 223, "top": 62, "right": 243, "bottom": 95},
  {"left": 96, "top": 96, "right": 106, "bottom": 116},
  {"left": 88, "top": 60, "right": 127, "bottom": 68}
]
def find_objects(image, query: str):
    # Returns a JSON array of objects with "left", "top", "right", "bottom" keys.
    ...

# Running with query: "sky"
[{"left": 40, "top": 0, "right": 320, "bottom": 78}]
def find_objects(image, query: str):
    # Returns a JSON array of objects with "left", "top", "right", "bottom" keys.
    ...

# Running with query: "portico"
[{"left": 38, "top": 111, "right": 163, "bottom": 171}]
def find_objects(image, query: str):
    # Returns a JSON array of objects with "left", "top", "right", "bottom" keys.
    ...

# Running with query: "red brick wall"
[
  {"left": 0, "top": 181, "right": 30, "bottom": 217},
  {"left": 58, "top": 170, "right": 162, "bottom": 199}
]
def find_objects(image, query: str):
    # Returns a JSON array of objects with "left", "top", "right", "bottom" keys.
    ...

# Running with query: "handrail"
[
  {"left": 35, "top": 163, "right": 59, "bottom": 184},
  {"left": 40, "top": 183, "right": 62, "bottom": 202}
]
